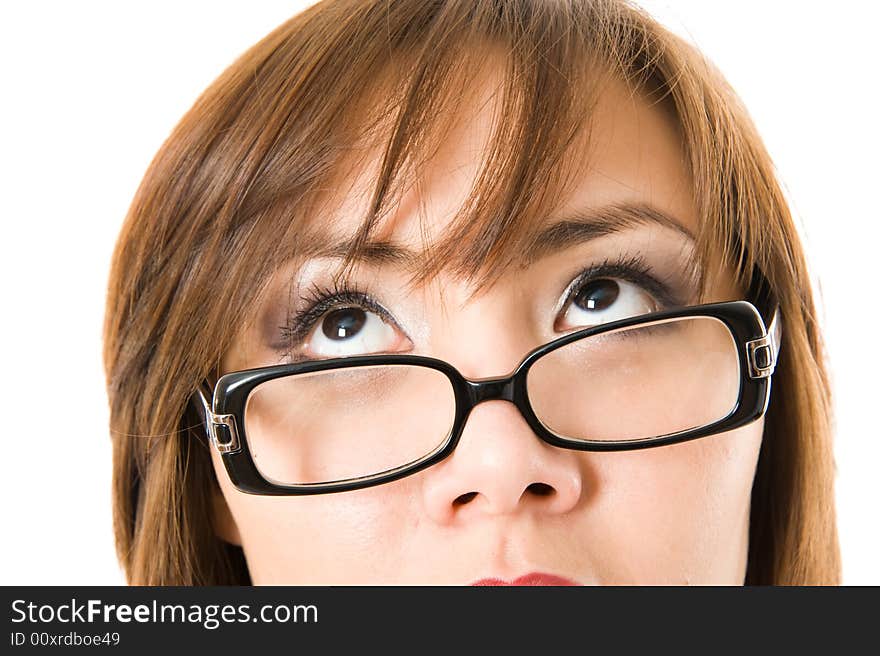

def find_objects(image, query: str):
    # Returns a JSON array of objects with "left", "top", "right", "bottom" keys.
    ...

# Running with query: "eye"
[
  {"left": 559, "top": 278, "right": 657, "bottom": 331},
  {"left": 278, "top": 281, "right": 411, "bottom": 361},
  {"left": 304, "top": 305, "right": 406, "bottom": 358}
]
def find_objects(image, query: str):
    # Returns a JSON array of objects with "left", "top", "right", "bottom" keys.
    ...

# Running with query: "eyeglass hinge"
[
  {"left": 208, "top": 413, "right": 241, "bottom": 454},
  {"left": 746, "top": 335, "right": 776, "bottom": 379},
  {"left": 747, "top": 305, "right": 782, "bottom": 379}
]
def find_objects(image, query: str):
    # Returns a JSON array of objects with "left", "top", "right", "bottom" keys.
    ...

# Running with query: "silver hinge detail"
[
  {"left": 746, "top": 304, "right": 782, "bottom": 379},
  {"left": 209, "top": 413, "right": 241, "bottom": 454},
  {"left": 746, "top": 335, "right": 776, "bottom": 379}
]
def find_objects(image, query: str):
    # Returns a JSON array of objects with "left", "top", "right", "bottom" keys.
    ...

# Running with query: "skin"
[{"left": 211, "top": 68, "right": 764, "bottom": 585}]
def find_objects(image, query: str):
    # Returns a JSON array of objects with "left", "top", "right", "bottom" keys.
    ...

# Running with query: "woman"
[{"left": 103, "top": 0, "right": 839, "bottom": 584}]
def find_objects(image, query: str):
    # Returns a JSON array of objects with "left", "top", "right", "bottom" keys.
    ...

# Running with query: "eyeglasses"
[{"left": 191, "top": 300, "right": 781, "bottom": 495}]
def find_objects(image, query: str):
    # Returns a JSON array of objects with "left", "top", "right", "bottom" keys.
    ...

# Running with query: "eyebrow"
[{"left": 313, "top": 202, "right": 695, "bottom": 268}]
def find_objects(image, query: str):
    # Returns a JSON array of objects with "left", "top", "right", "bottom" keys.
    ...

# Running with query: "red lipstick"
[{"left": 471, "top": 573, "right": 579, "bottom": 586}]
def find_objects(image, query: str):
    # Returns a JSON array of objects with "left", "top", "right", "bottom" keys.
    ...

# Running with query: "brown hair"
[{"left": 103, "top": 0, "right": 839, "bottom": 584}]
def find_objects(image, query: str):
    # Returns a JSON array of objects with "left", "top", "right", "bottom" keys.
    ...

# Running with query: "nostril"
[
  {"left": 451, "top": 485, "right": 556, "bottom": 509},
  {"left": 527, "top": 482, "right": 554, "bottom": 497},
  {"left": 453, "top": 491, "right": 478, "bottom": 507}
]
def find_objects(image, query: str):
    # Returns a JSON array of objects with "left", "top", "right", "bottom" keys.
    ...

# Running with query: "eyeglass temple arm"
[
  {"left": 190, "top": 381, "right": 213, "bottom": 431},
  {"left": 767, "top": 304, "right": 782, "bottom": 362},
  {"left": 189, "top": 380, "right": 241, "bottom": 453}
]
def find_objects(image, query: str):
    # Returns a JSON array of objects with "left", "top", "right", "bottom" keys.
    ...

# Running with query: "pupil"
[
  {"left": 322, "top": 307, "right": 366, "bottom": 340},
  {"left": 574, "top": 279, "right": 619, "bottom": 312}
]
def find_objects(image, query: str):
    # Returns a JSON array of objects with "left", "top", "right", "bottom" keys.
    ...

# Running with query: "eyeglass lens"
[
  {"left": 527, "top": 316, "right": 739, "bottom": 442},
  {"left": 242, "top": 315, "right": 740, "bottom": 486}
]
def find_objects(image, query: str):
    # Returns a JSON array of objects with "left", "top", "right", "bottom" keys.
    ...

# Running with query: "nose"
[{"left": 420, "top": 396, "right": 585, "bottom": 525}]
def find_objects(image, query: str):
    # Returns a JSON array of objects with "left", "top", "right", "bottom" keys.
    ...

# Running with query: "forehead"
[{"left": 305, "top": 68, "right": 698, "bottom": 268}]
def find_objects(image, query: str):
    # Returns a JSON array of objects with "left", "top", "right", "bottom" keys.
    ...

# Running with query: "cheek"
[
  {"left": 208, "top": 419, "right": 765, "bottom": 585},
  {"left": 211, "top": 450, "right": 417, "bottom": 583},
  {"left": 590, "top": 418, "right": 764, "bottom": 583}
]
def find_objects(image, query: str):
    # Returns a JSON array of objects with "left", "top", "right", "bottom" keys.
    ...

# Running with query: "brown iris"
[
  {"left": 573, "top": 279, "right": 619, "bottom": 312},
  {"left": 322, "top": 307, "right": 367, "bottom": 340}
]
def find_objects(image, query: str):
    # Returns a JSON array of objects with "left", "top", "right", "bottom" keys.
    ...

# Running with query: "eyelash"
[{"left": 277, "top": 254, "right": 680, "bottom": 357}]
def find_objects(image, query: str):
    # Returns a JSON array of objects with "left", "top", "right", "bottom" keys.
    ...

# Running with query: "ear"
[{"left": 211, "top": 487, "right": 242, "bottom": 546}]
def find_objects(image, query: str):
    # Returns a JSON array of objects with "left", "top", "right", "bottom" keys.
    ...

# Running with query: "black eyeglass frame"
[{"left": 191, "top": 299, "right": 781, "bottom": 496}]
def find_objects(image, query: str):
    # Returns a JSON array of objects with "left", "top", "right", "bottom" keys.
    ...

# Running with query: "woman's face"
[{"left": 212, "top": 72, "right": 764, "bottom": 585}]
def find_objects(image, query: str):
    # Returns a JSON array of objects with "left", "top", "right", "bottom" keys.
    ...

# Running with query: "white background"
[{"left": 1, "top": 1, "right": 877, "bottom": 584}]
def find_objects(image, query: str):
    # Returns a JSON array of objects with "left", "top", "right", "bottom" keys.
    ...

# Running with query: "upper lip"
[{"left": 470, "top": 572, "right": 580, "bottom": 586}]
